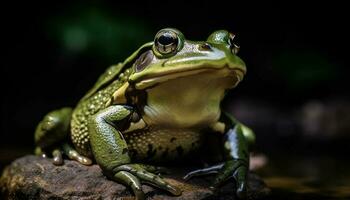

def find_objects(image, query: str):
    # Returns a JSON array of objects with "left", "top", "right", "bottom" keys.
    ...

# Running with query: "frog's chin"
[{"left": 133, "top": 66, "right": 243, "bottom": 90}]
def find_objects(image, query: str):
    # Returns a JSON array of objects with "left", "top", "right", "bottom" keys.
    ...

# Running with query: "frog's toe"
[
  {"left": 183, "top": 163, "right": 223, "bottom": 181},
  {"left": 139, "top": 164, "right": 170, "bottom": 175},
  {"left": 115, "top": 164, "right": 182, "bottom": 196},
  {"left": 37, "top": 143, "right": 92, "bottom": 166},
  {"left": 35, "top": 147, "right": 48, "bottom": 158},
  {"left": 62, "top": 143, "right": 92, "bottom": 165},
  {"left": 52, "top": 149, "right": 64, "bottom": 165},
  {"left": 114, "top": 171, "right": 145, "bottom": 200},
  {"left": 35, "top": 146, "right": 63, "bottom": 165},
  {"left": 66, "top": 150, "right": 92, "bottom": 165},
  {"left": 232, "top": 165, "right": 247, "bottom": 199}
]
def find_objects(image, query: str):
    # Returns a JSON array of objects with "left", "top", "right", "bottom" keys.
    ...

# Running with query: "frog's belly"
[{"left": 123, "top": 127, "right": 203, "bottom": 162}]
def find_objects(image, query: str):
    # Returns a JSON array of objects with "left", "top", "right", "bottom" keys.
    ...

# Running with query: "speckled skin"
[
  {"left": 70, "top": 68, "right": 130, "bottom": 157},
  {"left": 34, "top": 28, "right": 255, "bottom": 200},
  {"left": 123, "top": 127, "right": 203, "bottom": 161}
]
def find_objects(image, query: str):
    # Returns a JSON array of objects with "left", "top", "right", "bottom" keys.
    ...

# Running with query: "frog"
[{"left": 34, "top": 28, "right": 255, "bottom": 200}]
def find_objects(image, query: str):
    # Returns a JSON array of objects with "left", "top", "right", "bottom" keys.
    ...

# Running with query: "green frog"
[{"left": 34, "top": 28, "right": 255, "bottom": 199}]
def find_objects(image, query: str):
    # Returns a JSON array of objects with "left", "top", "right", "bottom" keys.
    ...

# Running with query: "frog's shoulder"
[
  {"left": 80, "top": 42, "right": 153, "bottom": 101},
  {"left": 80, "top": 63, "right": 124, "bottom": 101}
]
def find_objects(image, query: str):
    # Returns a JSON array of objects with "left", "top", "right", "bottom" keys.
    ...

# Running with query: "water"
[{"left": 258, "top": 154, "right": 350, "bottom": 200}]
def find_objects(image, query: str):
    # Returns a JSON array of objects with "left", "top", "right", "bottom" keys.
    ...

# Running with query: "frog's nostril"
[
  {"left": 199, "top": 43, "right": 212, "bottom": 51},
  {"left": 228, "top": 33, "right": 240, "bottom": 54}
]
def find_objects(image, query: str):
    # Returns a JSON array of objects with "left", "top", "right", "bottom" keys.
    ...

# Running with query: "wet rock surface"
[{"left": 0, "top": 155, "right": 270, "bottom": 200}]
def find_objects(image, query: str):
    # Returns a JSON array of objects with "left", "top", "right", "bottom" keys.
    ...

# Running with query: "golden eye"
[
  {"left": 154, "top": 30, "right": 179, "bottom": 55},
  {"left": 229, "top": 33, "right": 240, "bottom": 54}
]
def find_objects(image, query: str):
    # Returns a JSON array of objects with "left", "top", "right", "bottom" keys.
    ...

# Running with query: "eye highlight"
[{"left": 154, "top": 30, "right": 179, "bottom": 55}]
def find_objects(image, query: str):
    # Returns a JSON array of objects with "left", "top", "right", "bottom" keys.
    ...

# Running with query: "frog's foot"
[
  {"left": 113, "top": 164, "right": 181, "bottom": 200},
  {"left": 61, "top": 143, "right": 92, "bottom": 165},
  {"left": 184, "top": 159, "right": 248, "bottom": 199},
  {"left": 35, "top": 147, "right": 64, "bottom": 165},
  {"left": 35, "top": 143, "right": 92, "bottom": 166}
]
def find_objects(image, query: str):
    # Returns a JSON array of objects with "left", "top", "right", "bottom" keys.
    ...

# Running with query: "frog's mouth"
[{"left": 134, "top": 66, "right": 244, "bottom": 90}]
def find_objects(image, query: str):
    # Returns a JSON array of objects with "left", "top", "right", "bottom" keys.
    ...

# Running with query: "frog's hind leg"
[
  {"left": 35, "top": 107, "right": 92, "bottom": 165},
  {"left": 35, "top": 107, "right": 72, "bottom": 148},
  {"left": 34, "top": 107, "right": 71, "bottom": 165},
  {"left": 185, "top": 113, "right": 250, "bottom": 199}
]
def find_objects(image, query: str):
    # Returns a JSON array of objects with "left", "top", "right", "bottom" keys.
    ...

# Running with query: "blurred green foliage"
[
  {"left": 46, "top": 7, "right": 153, "bottom": 61},
  {"left": 272, "top": 50, "right": 337, "bottom": 91}
]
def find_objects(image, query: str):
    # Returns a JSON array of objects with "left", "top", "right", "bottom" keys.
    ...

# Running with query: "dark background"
[{"left": 2, "top": 1, "right": 350, "bottom": 198}]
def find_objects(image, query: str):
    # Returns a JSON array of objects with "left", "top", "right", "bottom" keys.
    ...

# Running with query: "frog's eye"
[
  {"left": 154, "top": 30, "right": 179, "bottom": 55},
  {"left": 228, "top": 33, "right": 240, "bottom": 54}
]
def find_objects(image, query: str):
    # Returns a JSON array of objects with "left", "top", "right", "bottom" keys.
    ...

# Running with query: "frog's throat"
[
  {"left": 134, "top": 67, "right": 243, "bottom": 90},
  {"left": 138, "top": 67, "right": 240, "bottom": 128}
]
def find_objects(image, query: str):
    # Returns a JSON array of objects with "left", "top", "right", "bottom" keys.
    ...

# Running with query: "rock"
[{"left": 0, "top": 155, "right": 270, "bottom": 200}]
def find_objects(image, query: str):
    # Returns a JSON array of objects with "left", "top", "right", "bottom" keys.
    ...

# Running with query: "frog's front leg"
[
  {"left": 88, "top": 105, "right": 181, "bottom": 200},
  {"left": 184, "top": 112, "right": 252, "bottom": 199}
]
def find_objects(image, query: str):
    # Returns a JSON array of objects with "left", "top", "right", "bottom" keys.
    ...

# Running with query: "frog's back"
[{"left": 70, "top": 63, "right": 127, "bottom": 157}]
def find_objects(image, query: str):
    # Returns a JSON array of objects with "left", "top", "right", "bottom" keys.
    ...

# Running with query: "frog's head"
[{"left": 128, "top": 28, "right": 246, "bottom": 90}]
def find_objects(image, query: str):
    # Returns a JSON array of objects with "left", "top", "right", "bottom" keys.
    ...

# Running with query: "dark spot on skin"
[
  {"left": 129, "top": 149, "right": 138, "bottom": 158},
  {"left": 170, "top": 137, "right": 176, "bottom": 143},
  {"left": 162, "top": 148, "right": 169, "bottom": 158},
  {"left": 191, "top": 142, "right": 195, "bottom": 147},
  {"left": 243, "top": 150, "right": 249, "bottom": 159},
  {"left": 161, "top": 61, "right": 166, "bottom": 67},
  {"left": 147, "top": 144, "right": 157, "bottom": 159},
  {"left": 122, "top": 148, "right": 128, "bottom": 154},
  {"left": 158, "top": 146, "right": 163, "bottom": 150},
  {"left": 125, "top": 85, "right": 148, "bottom": 109},
  {"left": 176, "top": 146, "right": 184, "bottom": 156}
]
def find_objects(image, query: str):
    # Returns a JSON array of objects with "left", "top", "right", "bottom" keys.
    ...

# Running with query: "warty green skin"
[{"left": 34, "top": 28, "right": 255, "bottom": 200}]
